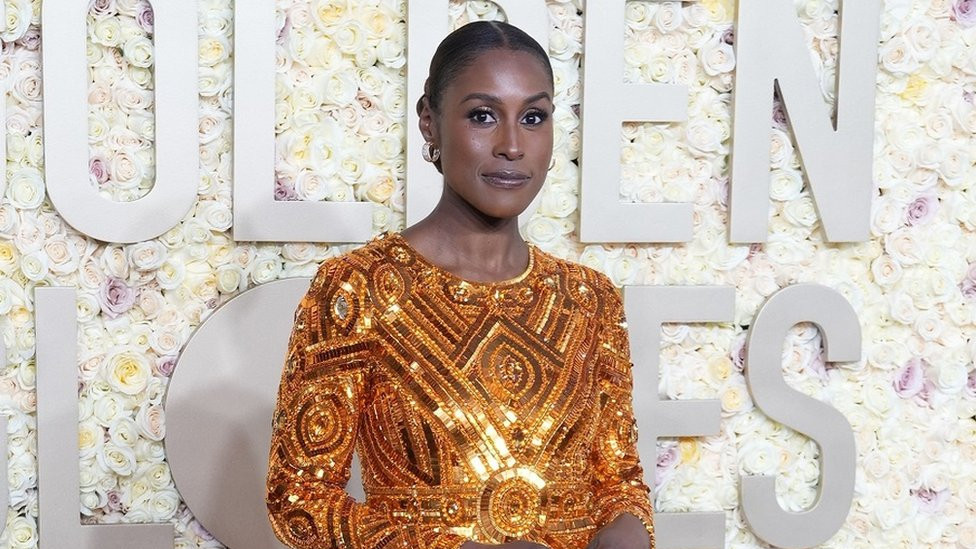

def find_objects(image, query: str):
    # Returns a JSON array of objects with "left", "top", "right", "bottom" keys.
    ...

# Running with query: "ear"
[{"left": 418, "top": 97, "right": 439, "bottom": 144}]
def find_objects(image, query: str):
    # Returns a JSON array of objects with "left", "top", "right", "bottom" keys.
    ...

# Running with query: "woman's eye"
[
  {"left": 469, "top": 109, "right": 496, "bottom": 124},
  {"left": 523, "top": 111, "right": 549, "bottom": 125}
]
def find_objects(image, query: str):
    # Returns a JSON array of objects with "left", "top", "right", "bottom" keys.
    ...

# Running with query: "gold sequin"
[{"left": 267, "top": 232, "right": 655, "bottom": 549}]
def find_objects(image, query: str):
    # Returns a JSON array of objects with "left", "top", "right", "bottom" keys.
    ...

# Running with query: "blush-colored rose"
[{"left": 893, "top": 358, "right": 925, "bottom": 398}]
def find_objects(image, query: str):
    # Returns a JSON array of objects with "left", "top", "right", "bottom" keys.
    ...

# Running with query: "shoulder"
[
  {"left": 532, "top": 247, "right": 623, "bottom": 313},
  {"left": 306, "top": 234, "right": 395, "bottom": 296}
]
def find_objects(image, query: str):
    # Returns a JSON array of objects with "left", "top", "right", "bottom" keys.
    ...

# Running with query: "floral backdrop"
[{"left": 0, "top": 0, "right": 974, "bottom": 547}]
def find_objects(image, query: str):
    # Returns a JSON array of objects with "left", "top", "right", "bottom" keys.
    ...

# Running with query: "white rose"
[
  {"left": 7, "top": 168, "right": 45, "bottom": 209},
  {"left": 884, "top": 229, "right": 921, "bottom": 265},
  {"left": 199, "top": 35, "right": 230, "bottom": 66},
  {"left": 782, "top": 196, "right": 819, "bottom": 227},
  {"left": 524, "top": 216, "right": 561, "bottom": 245},
  {"left": 912, "top": 310, "right": 943, "bottom": 342},
  {"left": 135, "top": 439, "right": 166, "bottom": 463},
  {"left": 155, "top": 257, "right": 186, "bottom": 290},
  {"left": 103, "top": 348, "right": 150, "bottom": 395},
  {"left": 149, "top": 327, "right": 182, "bottom": 357},
  {"left": 123, "top": 240, "right": 167, "bottom": 272},
  {"left": 5, "top": 516, "right": 38, "bottom": 549},
  {"left": 699, "top": 38, "right": 735, "bottom": 76},
  {"left": 871, "top": 254, "right": 903, "bottom": 287},
  {"left": 199, "top": 200, "right": 233, "bottom": 232},
  {"left": 122, "top": 35, "right": 154, "bottom": 68},
  {"left": 212, "top": 263, "right": 243, "bottom": 294},
  {"left": 684, "top": 118, "right": 723, "bottom": 156},
  {"left": 19, "top": 250, "right": 48, "bottom": 282},
  {"left": 90, "top": 17, "right": 122, "bottom": 47},
  {"left": 769, "top": 169, "right": 803, "bottom": 201},
  {"left": 108, "top": 416, "right": 140, "bottom": 448},
  {"left": 199, "top": 64, "right": 231, "bottom": 97},
  {"left": 539, "top": 187, "right": 578, "bottom": 219},
  {"left": 98, "top": 443, "right": 137, "bottom": 476},
  {"left": 250, "top": 254, "right": 282, "bottom": 284},
  {"left": 92, "top": 392, "right": 126, "bottom": 427},
  {"left": 934, "top": 362, "right": 967, "bottom": 394}
]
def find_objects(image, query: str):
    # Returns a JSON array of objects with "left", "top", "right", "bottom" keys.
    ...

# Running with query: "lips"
[{"left": 481, "top": 170, "right": 531, "bottom": 189}]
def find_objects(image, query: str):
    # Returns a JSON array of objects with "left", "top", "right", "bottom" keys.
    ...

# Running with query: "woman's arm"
[
  {"left": 266, "top": 260, "right": 467, "bottom": 549},
  {"left": 585, "top": 278, "right": 655, "bottom": 549}
]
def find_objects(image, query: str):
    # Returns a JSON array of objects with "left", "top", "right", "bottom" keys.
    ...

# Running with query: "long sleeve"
[
  {"left": 266, "top": 260, "right": 467, "bottom": 549},
  {"left": 589, "top": 281, "right": 656, "bottom": 547}
]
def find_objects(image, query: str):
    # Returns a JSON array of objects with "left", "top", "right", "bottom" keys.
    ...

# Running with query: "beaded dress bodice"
[{"left": 266, "top": 232, "right": 654, "bottom": 549}]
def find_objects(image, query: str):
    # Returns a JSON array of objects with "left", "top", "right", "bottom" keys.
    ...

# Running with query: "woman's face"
[{"left": 421, "top": 48, "right": 554, "bottom": 220}]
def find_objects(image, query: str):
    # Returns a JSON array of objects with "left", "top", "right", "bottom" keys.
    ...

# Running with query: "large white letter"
[
  {"left": 406, "top": 0, "right": 549, "bottom": 227},
  {"left": 626, "top": 286, "right": 733, "bottom": 548},
  {"left": 0, "top": 323, "right": 8, "bottom": 536},
  {"left": 41, "top": 2, "right": 199, "bottom": 244},
  {"left": 165, "top": 278, "right": 368, "bottom": 548},
  {"left": 730, "top": 0, "right": 881, "bottom": 243},
  {"left": 35, "top": 288, "right": 172, "bottom": 547},
  {"left": 742, "top": 284, "right": 859, "bottom": 548},
  {"left": 579, "top": 2, "right": 690, "bottom": 243},
  {"left": 232, "top": 0, "right": 373, "bottom": 243}
]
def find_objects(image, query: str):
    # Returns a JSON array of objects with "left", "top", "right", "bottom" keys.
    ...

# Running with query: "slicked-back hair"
[{"left": 418, "top": 21, "right": 554, "bottom": 116}]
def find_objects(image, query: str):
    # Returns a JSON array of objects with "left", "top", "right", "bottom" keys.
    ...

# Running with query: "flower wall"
[{"left": 0, "top": 0, "right": 974, "bottom": 547}]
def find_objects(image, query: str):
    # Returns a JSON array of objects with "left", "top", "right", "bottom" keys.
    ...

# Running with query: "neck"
[{"left": 400, "top": 186, "right": 529, "bottom": 279}]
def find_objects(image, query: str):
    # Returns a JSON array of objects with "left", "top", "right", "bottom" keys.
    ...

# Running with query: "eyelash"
[{"left": 468, "top": 108, "right": 550, "bottom": 126}]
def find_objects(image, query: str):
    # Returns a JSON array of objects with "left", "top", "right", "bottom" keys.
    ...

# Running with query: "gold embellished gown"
[{"left": 266, "top": 232, "right": 655, "bottom": 549}]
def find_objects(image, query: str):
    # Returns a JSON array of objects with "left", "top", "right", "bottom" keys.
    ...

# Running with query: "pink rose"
[
  {"left": 964, "top": 369, "right": 976, "bottom": 399},
  {"left": 274, "top": 178, "right": 298, "bottom": 201},
  {"left": 730, "top": 333, "right": 747, "bottom": 371},
  {"left": 960, "top": 263, "right": 976, "bottom": 300},
  {"left": 953, "top": 0, "right": 976, "bottom": 27},
  {"left": 915, "top": 379, "right": 936, "bottom": 408},
  {"left": 98, "top": 277, "right": 136, "bottom": 318},
  {"left": 655, "top": 443, "right": 679, "bottom": 488},
  {"left": 15, "top": 28, "right": 41, "bottom": 51},
  {"left": 912, "top": 487, "right": 949, "bottom": 513},
  {"left": 106, "top": 490, "right": 124, "bottom": 512},
  {"left": 905, "top": 193, "right": 938, "bottom": 226},
  {"left": 90, "top": 157, "right": 109, "bottom": 186},
  {"left": 155, "top": 355, "right": 177, "bottom": 377},
  {"left": 136, "top": 4, "right": 155, "bottom": 33},
  {"left": 90, "top": 0, "right": 116, "bottom": 16},
  {"left": 277, "top": 13, "right": 291, "bottom": 45},
  {"left": 893, "top": 358, "right": 925, "bottom": 398}
]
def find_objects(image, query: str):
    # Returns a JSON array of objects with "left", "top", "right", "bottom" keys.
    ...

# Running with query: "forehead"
[{"left": 444, "top": 49, "right": 553, "bottom": 99}]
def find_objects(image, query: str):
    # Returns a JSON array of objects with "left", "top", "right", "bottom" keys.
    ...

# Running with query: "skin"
[{"left": 405, "top": 48, "right": 650, "bottom": 549}]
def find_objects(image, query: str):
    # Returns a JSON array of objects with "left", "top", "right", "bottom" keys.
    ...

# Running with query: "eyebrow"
[{"left": 461, "top": 91, "right": 553, "bottom": 105}]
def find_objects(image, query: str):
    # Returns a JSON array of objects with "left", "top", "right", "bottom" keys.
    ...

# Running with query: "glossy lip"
[{"left": 481, "top": 170, "right": 531, "bottom": 189}]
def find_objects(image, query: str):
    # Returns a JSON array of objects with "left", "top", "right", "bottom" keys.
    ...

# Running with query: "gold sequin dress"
[{"left": 266, "top": 232, "right": 654, "bottom": 549}]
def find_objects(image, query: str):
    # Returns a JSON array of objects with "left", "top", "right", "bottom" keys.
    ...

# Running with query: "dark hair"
[{"left": 418, "top": 21, "right": 553, "bottom": 116}]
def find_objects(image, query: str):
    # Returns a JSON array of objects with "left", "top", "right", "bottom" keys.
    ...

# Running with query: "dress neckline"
[{"left": 384, "top": 231, "right": 537, "bottom": 287}]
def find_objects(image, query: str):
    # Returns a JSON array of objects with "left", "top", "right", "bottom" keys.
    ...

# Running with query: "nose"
[{"left": 494, "top": 121, "right": 524, "bottom": 161}]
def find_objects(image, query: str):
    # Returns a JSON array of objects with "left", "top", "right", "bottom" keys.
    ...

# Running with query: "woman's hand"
[
  {"left": 585, "top": 513, "right": 651, "bottom": 549},
  {"left": 460, "top": 541, "right": 550, "bottom": 549}
]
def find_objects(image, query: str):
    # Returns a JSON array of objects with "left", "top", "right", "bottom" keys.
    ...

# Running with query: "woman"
[{"left": 266, "top": 21, "right": 655, "bottom": 549}]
